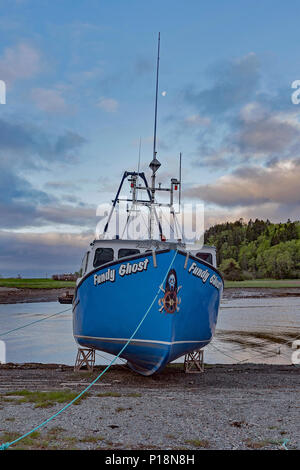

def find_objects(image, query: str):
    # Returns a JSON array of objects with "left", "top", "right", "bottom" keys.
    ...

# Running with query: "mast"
[
  {"left": 153, "top": 32, "right": 160, "bottom": 161},
  {"left": 102, "top": 33, "right": 182, "bottom": 243},
  {"left": 149, "top": 32, "right": 161, "bottom": 238}
]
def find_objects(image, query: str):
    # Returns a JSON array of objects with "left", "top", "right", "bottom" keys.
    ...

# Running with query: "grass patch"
[
  {"left": 126, "top": 392, "right": 142, "bottom": 398},
  {"left": 0, "top": 397, "right": 18, "bottom": 404},
  {"left": 0, "top": 431, "right": 41, "bottom": 447},
  {"left": 5, "top": 389, "right": 88, "bottom": 408},
  {"left": 21, "top": 432, "right": 41, "bottom": 446},
  {"left": 245, "top": 438, "right": 271, "bottom": 449},
  {"left": 185, "top": 439, "right": 210, "bottom": 448},
  {"left": 0, "top": 431, "right": 22, "bottom": 443},
  {"left": 225, "top": 279, "right": 300, "bottom": 288},
  {"left": 0, "top": 278, "right": 75, "bottom": 289}
]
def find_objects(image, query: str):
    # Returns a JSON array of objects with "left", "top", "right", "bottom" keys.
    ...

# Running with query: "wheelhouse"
[{"left": 78, "top": 239, "right": 217, "bottom": 282}]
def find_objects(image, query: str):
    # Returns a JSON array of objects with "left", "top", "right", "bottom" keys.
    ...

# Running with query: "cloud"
[
  {"left": 180, "top": 52, "right": 300, "bottom": 170},
  {"left": 185, "top": 53, "right": 260, "bottom": 117},
  {"left": 0, "top": 231, "right": 92, "bottom": 277},
  {"left": 184, "top": 114, "right": 211, "bottom": 127},
  {"left": 0, "top": 165, "right": 97, "bottom": 229},
  {"left": 185, "top": 159, "right": 300, "bottom": 207},
  {"left": 0, "top": 42, "right": 41, "bottom": 85},
  {"left": 97, "top": 97, "right": 119, "bottom": 112},
  {"left": 135, "top": 57, "right": 153, "bottom": 76},
  {"left": 31, "top": 88, "right": 67, "bottom": 113},
  {"left": 0, "top": 167, "right": 53, "bottom": 206},
  {"left": 0, "top": 118, "right": 89, "bottom": 230},
  {"left": 232, "top": 104, "right": 300, "bottom": 157},
  {"left": 54, "top": 131, "right": 86, "bottom": 156},
  {"left": 203, "top": 203, "right": 300, "bottom": 229},
  {"left": 0, "top": 199, "right": 97, "bottom": 230},
  {"left": 0, "top": 118, "right": 86, "bottom": 167},
  {"left": 45, "top": 181, "right": 80, "bottom": 190}
]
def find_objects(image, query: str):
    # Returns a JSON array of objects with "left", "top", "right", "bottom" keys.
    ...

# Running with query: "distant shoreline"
[
  {"left": 0, "top": 287, "right": 75, "bottom": 304},
  {"left": 0, "top": 285, "right": 300, "bottom": 304}
]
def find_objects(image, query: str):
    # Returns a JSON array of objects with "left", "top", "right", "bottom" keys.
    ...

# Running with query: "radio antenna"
[
  {"left": 137, "top": 137, "right": 142, "bottom": 175},
  {"left": 153, "top": 32, "right": 160, "bottom": 160}
]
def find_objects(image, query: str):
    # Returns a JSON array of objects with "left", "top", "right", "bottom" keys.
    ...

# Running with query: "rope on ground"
[
  {"left": 0, "top": 249, "right": 178, "bottom": 451},
  {"left": 208, "top": 342, "right": 248, "bottom": 363},
  {"left": 281, "top": 438, "right": 289, "bottom": 450},
  {"left": 0, "top": 307, "right": 72, "bottom": 338},
  {"left": 209, "top": 340, "right": 296, "bottom": 365}
]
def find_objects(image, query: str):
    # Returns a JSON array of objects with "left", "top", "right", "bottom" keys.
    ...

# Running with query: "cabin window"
[
  {"left": 84, "top": 252, "right": 90, "bottom": 273},
  {"left": 196, "top": 252, "right": 213, "bottom": 265},
  {"left": 93, "top": 248, "right": 114, "bottom": 267},
  {"left": 118, "top": 248, "right": 140, "bottom": 259}
]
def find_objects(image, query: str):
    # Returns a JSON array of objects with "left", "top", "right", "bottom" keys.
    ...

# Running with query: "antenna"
[
  {"left": 179, "top": 152, "right": 182, "bottom": 209},
  {"left": 137, "top": 137, "right": 142, "bottom": 175},
  {"left": 153, "top": 32, "right": 160, "bottom": 160},
  {"left": 149, "top": 32, "right": 161, "bottom": 238},
  {"left": 136, "top": 137, "right": 142, "bottom": 202}
]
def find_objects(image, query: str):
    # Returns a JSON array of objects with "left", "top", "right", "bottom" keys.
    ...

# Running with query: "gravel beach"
[{"left": 0, "top": 363, "right": 299, "bottom": 450}]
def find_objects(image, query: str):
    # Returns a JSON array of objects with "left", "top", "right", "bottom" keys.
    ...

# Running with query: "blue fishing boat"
[{"left": 72, "top": 34, "right": 223, "bottom": 375}]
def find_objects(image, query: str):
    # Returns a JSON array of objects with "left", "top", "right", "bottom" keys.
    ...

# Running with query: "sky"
[{"left": 0, "top": 0, "right": 300, "bottom": 276}]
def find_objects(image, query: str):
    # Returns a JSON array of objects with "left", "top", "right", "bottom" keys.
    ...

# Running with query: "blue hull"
[{"left": 73, "top": 249, "right": 223, "bottom": 375}]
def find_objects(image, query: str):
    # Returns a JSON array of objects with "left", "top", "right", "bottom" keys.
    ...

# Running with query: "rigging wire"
[{"left": 0, "top": 307, "right": 72, "bottom": 338}]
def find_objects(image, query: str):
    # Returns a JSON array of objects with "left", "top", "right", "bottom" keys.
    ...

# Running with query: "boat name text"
[
  {"left": 188, "top": 262, "right": 223, "bottom": 290},
  {"left": 94, "top": 259, "right": 149, "bottom": 286}
]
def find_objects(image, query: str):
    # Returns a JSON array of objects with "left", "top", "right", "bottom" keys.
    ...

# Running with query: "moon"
[{"left": 162, "top": 91, "right": 167, "bottom": 96}]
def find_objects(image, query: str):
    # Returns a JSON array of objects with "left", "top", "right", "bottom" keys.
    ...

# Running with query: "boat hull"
[{"left": 73, "top": 249, "right": 223, "bottom": 375}]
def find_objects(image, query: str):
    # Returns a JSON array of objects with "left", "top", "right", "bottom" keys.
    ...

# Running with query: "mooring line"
[
  {"left": 281, "top": 438, "right": 289, "bottom": 450},
  {"left": 208, "top": 342, "right": 248, "bottom": 363},
  {"left": 0, "top": 250, "right": 178, "bottom": 451},
  {"left": 0, "top": 307, "right": 72, "bottom": 338}
]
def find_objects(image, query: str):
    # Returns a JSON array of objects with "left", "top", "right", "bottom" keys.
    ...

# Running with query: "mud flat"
[
  {"left": 0, "top": 287, "right": 75, "bottom": 304},
  {"left": 0, "top": 363, "right": 299, "bottom": 450},
  {"left": 223, "top": 287, "right": 300, "bottom": 300},
  {"left": 1, "top": 286, "right": 300, "bottom": 304}
]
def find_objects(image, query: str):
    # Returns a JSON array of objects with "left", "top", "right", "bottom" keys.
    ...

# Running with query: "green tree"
[{"left": 219, "top": 258, "right": 243, "bottom": 281}]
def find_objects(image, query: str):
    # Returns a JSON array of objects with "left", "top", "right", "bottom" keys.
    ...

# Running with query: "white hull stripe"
[{"left": 74, "top": 334, "right": 209, "bottom": 346}]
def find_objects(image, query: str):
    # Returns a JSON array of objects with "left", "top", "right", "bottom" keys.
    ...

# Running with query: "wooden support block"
[
  {"left": 74, "top": 348, "right": 95, "bottom": 372},
  {"left": 184, "top": 349, "right": 204, "bottom": 373}
]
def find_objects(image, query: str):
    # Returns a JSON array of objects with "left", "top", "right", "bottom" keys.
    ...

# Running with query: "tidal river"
[{"left": 0, "top": 296, "right": 299, "bottom": 366}]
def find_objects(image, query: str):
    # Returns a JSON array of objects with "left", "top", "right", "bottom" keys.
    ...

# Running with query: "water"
[{"left": 0, "top": 297, "right": 299, "bottom": 366}]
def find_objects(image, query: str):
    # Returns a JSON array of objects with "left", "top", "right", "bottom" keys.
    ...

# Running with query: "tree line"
[{"left": 204, "top": 219, "right": 300, "bottom": 280}]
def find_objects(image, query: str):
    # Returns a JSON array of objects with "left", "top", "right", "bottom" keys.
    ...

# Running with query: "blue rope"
[
  {"left": 0, "top": 250, "right": 178, "bottom": 450},
  {"left": 0, "top": 307, "right": 72, "bottom": 338},
  {"left": 281, "top": 439, "right": 289, "bottom": 450}
]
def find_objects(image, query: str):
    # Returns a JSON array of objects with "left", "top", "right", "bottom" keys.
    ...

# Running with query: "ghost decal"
[{"left": 158, "top": 269, "right": 182, "bottom": 314}]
